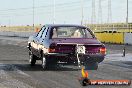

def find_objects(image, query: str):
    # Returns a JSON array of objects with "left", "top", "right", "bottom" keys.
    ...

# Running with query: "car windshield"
[{"left": 51, "top": 27, "right": 94, "bottom": 38}]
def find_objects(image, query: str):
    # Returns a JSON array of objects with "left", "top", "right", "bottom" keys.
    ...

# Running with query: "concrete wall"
[
  {"left": 95, "top": 32, "right": 132, "bottom": 45},
  {"left": 124, "top": 33, "right": 132, "bottom": 45},
  {"left": 95, "top": 33, "right": 124, "bottom": 44},
  {"left": 0, "top": 31, "right": 132, "bottom": 45}
]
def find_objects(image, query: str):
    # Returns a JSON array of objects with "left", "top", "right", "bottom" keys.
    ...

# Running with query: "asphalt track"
[{"left": 0, "top": 36, "right": 132, "bottom": 88}]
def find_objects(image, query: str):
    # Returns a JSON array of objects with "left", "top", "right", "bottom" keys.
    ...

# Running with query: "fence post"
[{"left": 123, "top": 32, "right": 125, "bottom": 57}]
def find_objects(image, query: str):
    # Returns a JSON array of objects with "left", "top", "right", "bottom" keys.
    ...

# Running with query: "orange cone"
[{"left": 35, "top": 28, "right": 39, "bottom": 32}]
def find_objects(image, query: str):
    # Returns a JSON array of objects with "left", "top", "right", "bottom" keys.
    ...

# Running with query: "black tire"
[
  {"left": 29, "top": 51, "right": 36, "bottom": 66},
  {"left": 41, "top": 55, "right": 58, "bottom": 70},
  {"left": 81, "top": 78, "right": 91, "bottom": 86},
  {"left": 84, "top": 61, "right": 98, "bottom": 70}
]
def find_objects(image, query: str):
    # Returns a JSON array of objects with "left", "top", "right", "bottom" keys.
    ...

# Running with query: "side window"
[
  {"left": 37, "top": 27, "right": 45, "bottom": 38},
  {"left": 52, "top": 28, "right": 58, "bottom": 38},
  {"left": 49, "top": 27, "right": 57, "bottom": 39},
  {"left": 42, "top": 27, "right": 48, "bottom": 39}
]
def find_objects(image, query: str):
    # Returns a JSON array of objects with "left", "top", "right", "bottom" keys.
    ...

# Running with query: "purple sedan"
[{"left": 27, "top": 24, "right": 106, "bottom": 70}]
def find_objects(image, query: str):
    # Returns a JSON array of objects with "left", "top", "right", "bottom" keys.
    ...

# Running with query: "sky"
[{"left": 0, "top": 0, "right": 132, "bottom": 26}]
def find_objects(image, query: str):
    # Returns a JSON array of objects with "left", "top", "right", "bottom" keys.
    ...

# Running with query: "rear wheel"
[
  {"left": 41, "top": 55, "right": 49, "bottom": 69},
  {"left": 41, "top": 55, "right": 58, "bottom": 70},
  {"left": 29, "top": 51, "right": 36, "bottom": 66}
]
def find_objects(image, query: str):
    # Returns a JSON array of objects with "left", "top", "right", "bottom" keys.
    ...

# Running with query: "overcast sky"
[{"left": 0, "top": 0, "right": 131, "bottom": 26}]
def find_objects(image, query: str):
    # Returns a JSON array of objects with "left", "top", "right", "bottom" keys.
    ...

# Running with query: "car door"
[
  {"left": 32, "top": 27, "right": 44, "bottom": 56},
  {"left": 38, "top": 27, "right": 49, "bottom": 57}
]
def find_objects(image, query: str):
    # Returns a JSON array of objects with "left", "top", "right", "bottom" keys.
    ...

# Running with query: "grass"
[{"left": 0, "top": 25, "right": 42, "bottom": 32}]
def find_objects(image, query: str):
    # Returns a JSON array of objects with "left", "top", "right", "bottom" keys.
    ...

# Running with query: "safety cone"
[{"left": 78, "top": 67, "right": 91, "bottom": 86}]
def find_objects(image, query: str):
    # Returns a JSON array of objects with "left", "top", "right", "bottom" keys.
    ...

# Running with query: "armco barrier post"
[{"left": 123, "top": 32, "right": 125, "bottom": 57}]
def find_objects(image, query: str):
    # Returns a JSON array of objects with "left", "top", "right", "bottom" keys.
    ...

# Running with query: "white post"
[
  {"left": 53, "top": 0, "right": 56, "bottom": 24},
  {"left": 33, "top": 0, "right": 35, "bottom": 30},
  {"left": 81, "top": 0, "right": 84, "bottom": 25},
  {"left": 126, "top": 0, "right": 128, "bottom": 24}
]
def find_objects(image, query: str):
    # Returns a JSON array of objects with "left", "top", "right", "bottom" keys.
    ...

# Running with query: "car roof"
[{"left": 44, "top": 24, "right": 87, "bottom": 28}]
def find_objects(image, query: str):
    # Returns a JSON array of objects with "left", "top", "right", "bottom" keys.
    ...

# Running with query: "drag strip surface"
[{"left": 0, "top": 37, "right": 132, "bottom": 88}]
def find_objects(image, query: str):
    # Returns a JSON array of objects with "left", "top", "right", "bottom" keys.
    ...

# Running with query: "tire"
[
  {"left": 29, "top": 51, "right": 36, "bottom": 66},
  {"left": 41, "top": 55, "right": 48, "bottom": 69},
  {"left": 84, "top": 61, "right": 98, "bottom": 70},
  {"left": 41, "top": 55, "right": 58, "bottom": 70}
]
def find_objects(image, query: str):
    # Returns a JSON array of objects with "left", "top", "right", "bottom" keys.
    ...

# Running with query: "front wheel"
[{"left": 29, "top": 51, "right": 36, "bottom": 66}]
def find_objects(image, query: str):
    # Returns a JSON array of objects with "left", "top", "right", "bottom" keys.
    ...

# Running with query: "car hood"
[{"left": 51, "top": 38, "right": 101, "bottom": 45}]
